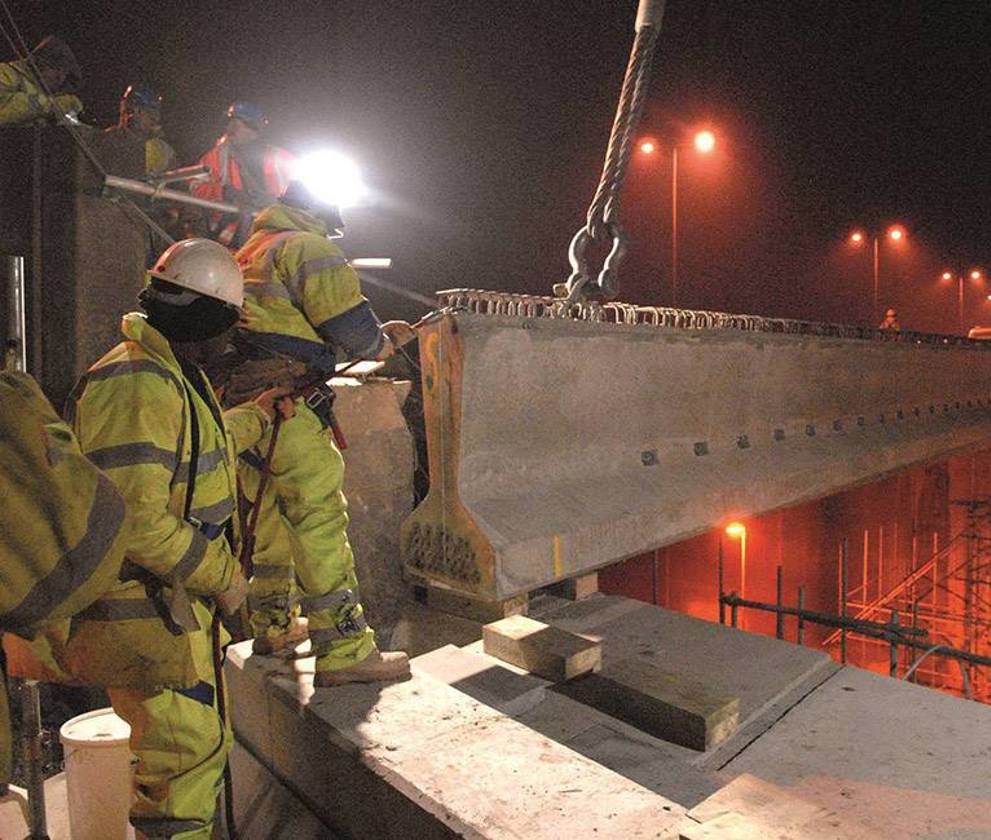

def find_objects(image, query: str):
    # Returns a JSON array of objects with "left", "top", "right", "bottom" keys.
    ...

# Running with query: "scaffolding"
[
  {"left": 819, "top": 498, "right": 991, "bottom": 702},
  {"left": 715, "top": 505, "right": 991, "bottom": 704}
]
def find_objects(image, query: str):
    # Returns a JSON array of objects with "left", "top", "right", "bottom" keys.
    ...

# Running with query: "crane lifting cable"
[{"left": 555, "top": 0, "right": 665, "bottom": 307}]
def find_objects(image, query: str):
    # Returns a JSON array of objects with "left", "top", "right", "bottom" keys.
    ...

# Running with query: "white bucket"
[{"left": 59, "top": 707, "right": 133, "bottom": 840}]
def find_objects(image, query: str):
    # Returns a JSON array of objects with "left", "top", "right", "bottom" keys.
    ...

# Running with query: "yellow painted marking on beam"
[{"left": 553, "top": 535, "right": 563, "bottom": 578}]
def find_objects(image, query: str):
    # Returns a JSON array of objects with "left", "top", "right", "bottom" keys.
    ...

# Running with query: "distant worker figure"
[
  {"left": 879, "top": 308, "right": 901, "bottom": 332},
  {"left": 0, "top": 371, "right": 128, "bottom": 787},
  {"left": 0, "top": 35, "right": 83, "bottom": 126},
  {"left": 64, "top": 239, "right": 290, "bottom": 839},
  {"left": 106, "top": 83, "right": 177, "bottom": 174},
  {"left": 228, "top": 180, "right": 413, "bottom": 686},
  {"left": 193, "top": 101, "right": 294, "bottom": 248}
]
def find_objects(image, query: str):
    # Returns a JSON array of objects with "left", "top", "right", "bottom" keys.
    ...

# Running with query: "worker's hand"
[
  {"left": 215, "top": 568, "right": 249, "bottom": 617},
  {"left": 381, "top": 320, "right": 417, "bottom": 349},
  {"left": 374, "top": 334, "right": 396, "bottom": 362},
  {"left": 254, "top": 386, "right": 296, "bottom": 421},
  {"left": 52, "top": 94, "right": 83, "bottom": 117}
]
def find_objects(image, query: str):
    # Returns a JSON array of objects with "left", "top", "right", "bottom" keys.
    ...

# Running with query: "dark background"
[{"left": 7, "top": 0, "right": 991, "bottom": 331}]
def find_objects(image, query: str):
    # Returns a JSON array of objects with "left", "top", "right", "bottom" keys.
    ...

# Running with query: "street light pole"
[
  {"left": 873, "top": 235, "right": 880, "bottom": 317},
  {"left": 850, "top": 225, "right": 906, "bottom": 323},
  {"left": 671, "top": 145, "right": 679, "bottom": 307}
]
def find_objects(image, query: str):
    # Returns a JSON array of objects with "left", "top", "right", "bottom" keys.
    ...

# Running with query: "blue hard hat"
[
  {"left": 225, "top": 101, "right": 268, "bottom": 128},
  {"left": 121, "top": 84, "right": 162, "bottom": 113}
]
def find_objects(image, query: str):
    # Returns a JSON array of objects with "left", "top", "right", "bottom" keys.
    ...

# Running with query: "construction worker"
[
  {"left": 63, "top": 238, "right": 288, "bottom": 839},
  {"left": 0, "top": 372, "right": 128, "bottom": 786},
  {"left": 193, "top": 101, "right": 294, "bottom": 248},
  {"left": 106, "top": 83, "right": 177, "bottom": 175},
  {"left": 879, "top": 308, "right": 901, "bottom": 332},
  {"left": 229, "top": 180, "right": 413, "bottom": 687},
  {"left": 0, "top": 35, "right": 83, "bottom": 126}
]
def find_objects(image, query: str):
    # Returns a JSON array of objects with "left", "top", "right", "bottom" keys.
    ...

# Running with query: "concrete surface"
[
  {"left": 226, "top": 633, "right": 687, "bottom": 839},
  {"left": 403, "top": 312, "right": 991, "bottom": 598},
  {"left": 723, "top": 666, "right": 991, "bottom": 839},
  {"left": 227, "top": 595, "right": 991, "bottom": 838}
]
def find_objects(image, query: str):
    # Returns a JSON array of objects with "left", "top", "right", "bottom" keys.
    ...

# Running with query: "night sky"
[{"left": 7, "top": 1, "right": 991, "bottom": 331}]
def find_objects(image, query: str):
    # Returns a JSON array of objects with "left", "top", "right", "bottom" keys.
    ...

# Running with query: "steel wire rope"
[
  {"left": 559, "top": 1, "right": 665, "bottom": 305},
  {"left": 0, "top": 3, "right": 174, "bottom": 247}
]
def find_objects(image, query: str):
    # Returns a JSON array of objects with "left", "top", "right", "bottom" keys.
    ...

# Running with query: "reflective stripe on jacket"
[
  {"left": 235, "top": 203, "right": 383, "bottom": 360},
  {"left": 61, "top": 313, "right": 245, "bottom": 689},
  {"left": 0, "top": 371, "right": 128, "bottom": 783}
]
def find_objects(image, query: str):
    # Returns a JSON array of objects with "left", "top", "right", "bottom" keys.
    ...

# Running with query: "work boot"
[
  {"left": 251, "top": 616, "right": 308, "bottom": 655},
  {"left": 313, "top": 647, "right": 411, "bottom": 687}
]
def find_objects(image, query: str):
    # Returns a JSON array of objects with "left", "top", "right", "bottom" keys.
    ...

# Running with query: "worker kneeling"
[
  {"left": 64, "top": 239, "right": 286, "bottom": 839},
  {"left": 229, "top": 178, "right": 412, "bottom": 686}
]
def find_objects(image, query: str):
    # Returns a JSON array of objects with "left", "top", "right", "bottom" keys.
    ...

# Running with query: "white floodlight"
[{"left": 293, "top": 150, "right": 367, "bottom": 208}]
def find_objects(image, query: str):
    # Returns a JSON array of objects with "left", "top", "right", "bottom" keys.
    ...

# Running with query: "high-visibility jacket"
[
  {"left": 0, "top": 372, "right": 128, "bottom": 783},
  {"left": 194, "top": 137, "right": 294, "bottom": 246},
  {"left": 0, "top": 60, "right": 82, "bottom": 126},
  {"left": 235, "top": 203, "right": 383, "bottom": 366},
  {"left": 104, "top": 123, "right": 177, "bottom": 175},
  {"left": 54, "top": 313, "right": 269, "bottom": 690}
]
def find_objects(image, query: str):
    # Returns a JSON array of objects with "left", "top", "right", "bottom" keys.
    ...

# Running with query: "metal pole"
[
  {"left": 671, "top": 144, "right": 678, "bottom": 306},
  {"left": 651, "top": 549, "right": 658, "bottom": 605},
  {"left": 718, "top": 537, "right": 725, "bottom": 625},
  {"left": 6, "top": 256, "right": 27, "bottom": 372},
  {"left": 104, "top": 174, "right": 241, "bottom": 214},
  {"left": 841, "top": 539, "right": 849, "bottom": 664},
  {"left": 889, "top": 609, "right": 900, "bottom": 677},
  {"left": 911, "top": 601, "right": 920, "bottom": 682},
  {"left": 959, "top": 275, "right": 965, "bottom": 335},
  {"left": 21, "top": 680, "right": 49, "bottom": 839},
  {"left": 30, "top": 124, "right": 43, "bottom": 377},
  {"left": 775, "top": 565, "right": 784, "bottom": 639},
  {"left": 730, "top": 593, "right": 738, "bottom": 629},
  {"left": 872, "top": 235, "right": 880, "bottom": 319},
  {"left": 797, "top": 586, "right": 805, "bottom": 645}
]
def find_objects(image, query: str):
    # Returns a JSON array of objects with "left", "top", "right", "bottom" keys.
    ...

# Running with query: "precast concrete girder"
[{"left": 401, "top": 303, "right": 991, "bottom": 600}]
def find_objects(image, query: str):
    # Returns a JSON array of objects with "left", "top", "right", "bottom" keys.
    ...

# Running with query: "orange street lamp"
[
  {"left": 725, "top": 521, "right": 747, "bottom": 627},
  {"left": 940, "top": 267, "right": 985, "bottom": 334},
  {"left": 848, "top": 225, "right": 908, "bottom": 321},
  {"left": 638, "top": 127, "right": 718, "bottom": 306}
]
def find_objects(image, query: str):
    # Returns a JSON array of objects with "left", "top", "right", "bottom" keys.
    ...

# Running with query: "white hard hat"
[{"left": 148, "top": 238, "right": 244, "bottom": 308}]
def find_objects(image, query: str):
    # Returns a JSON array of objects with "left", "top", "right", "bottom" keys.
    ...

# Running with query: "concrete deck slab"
[
  {"left": 543, "top": 596, "right": 839, "bottom": 765},
  {"left": 226, "top": 638, "right": 687, "bottom": 839},
  {"left": 412, "top": 644, "right": 549, "bottom": 716},
  {"left": 723, "top": 666, "right": 991, "bottom": 839}
]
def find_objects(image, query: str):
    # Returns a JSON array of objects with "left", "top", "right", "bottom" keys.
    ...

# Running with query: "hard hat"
[
  {"left": 121, "top": 84, "right": 162, "bottom": 113},
  {"left": 147, "top": 238, "right": 244, "bottom": 308},
  {"left": 886, "top": 308, "right": 897, "bottom": 318},
  {"left": 225, "top": 101, "right": 268, "bottom": 129},
  {"left": 31, "top": 35, "right": 82, "bottom": 89},
  {"left": 280, "top": 180, "right": 345, "bottom": 238}
]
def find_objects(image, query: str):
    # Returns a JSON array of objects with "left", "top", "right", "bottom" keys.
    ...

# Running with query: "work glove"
[
  {"left": 254, "top": 386, "right": 297, "bottom": 422},
  {"left": 214, "top": 568, "right": 249, "bottom": 617},
  {"left": 381, "top": 320, "right": 417, "bottom": 349},
  {"left": 42, "top": 93, "right": 83, "bottom": 118},
  {"left": 224, "top": 357, "right": 307, "bottom": 406}
]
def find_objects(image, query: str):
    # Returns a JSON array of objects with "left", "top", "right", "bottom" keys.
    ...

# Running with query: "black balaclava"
[{"left": 138, "top": 279, "right": 239, "bottom": 343}]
